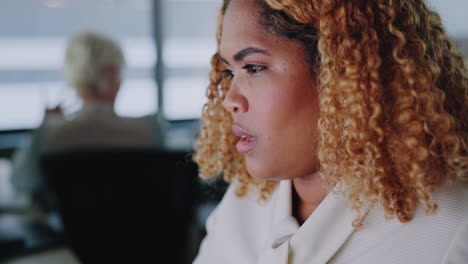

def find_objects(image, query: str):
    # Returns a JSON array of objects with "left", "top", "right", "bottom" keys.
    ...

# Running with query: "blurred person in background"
[{"left": 10, "top": 31, "right": 161, "bottom": 216}]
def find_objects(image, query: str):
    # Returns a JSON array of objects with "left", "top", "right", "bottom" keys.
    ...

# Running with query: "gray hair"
[{"left": 63, "top": 31, "right": 125, "bottom": 95}]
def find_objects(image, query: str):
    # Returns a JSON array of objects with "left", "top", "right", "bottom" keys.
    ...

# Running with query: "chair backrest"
[{"left": 40, "top": 148, "right": 198, "bottom": 264}]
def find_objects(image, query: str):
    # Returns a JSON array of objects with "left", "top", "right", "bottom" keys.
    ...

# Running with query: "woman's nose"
[{"left": 222, "top": 81, "right": 248, "bottom": 114}]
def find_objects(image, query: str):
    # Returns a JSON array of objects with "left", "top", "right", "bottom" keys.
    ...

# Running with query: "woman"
[
  {"left": 10, "top": 31, "right": 160, "bottom": 213},
  {"left": 193, "top": 0, "right": 467, "bottom": 263},
  {"left": 195, "top": 0, "right": 468, "bottom": 264}
]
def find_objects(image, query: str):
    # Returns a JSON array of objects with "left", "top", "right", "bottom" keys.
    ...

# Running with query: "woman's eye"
[
  {"left": 222, "top": 69, "right": 234, "bottom": 79},
  {"left": 243, "top": 64, "right": 266, "bottom": 74}
]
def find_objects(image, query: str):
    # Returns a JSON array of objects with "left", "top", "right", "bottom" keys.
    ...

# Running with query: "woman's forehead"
[
  {"left": 222, "top": 0, "right": 263, "bottom": 39},
  {"left": 220, "top": 1, "right": 276, "bottom": 57}
]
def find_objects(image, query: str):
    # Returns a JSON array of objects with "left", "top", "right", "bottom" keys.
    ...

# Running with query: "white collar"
[
  {"left": 270, "top": 180, "right": 299, "bottom": 247},
  {"left": 263, "top": 180, "right": 371, "bottom": 264}
]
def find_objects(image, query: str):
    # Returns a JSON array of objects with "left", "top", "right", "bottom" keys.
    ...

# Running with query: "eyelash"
[
  {"left": 222, "top": 69, "right": 234, "bottom": 79},
  {"left": 243, "top": 64, "right": 266, "bottom": 74},
  {"left": 222, "top": 64, "right": 267, "bottom": 79}
]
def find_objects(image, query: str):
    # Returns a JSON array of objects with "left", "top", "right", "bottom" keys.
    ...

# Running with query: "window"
[
  {"left": 427, "top": 0, "right": 468, "bottom": 58},
  {"left": 0, "top": 0, "right": 157, "bottom": 130},
  {"left": 159, "top": 0, "right": 221, "bottom": 120},
  {"left": 427, "top": 0, "right": 468, "bottom": 39},
  {"left": 0, "top": 0, "right": 465, "bottom": 128}
]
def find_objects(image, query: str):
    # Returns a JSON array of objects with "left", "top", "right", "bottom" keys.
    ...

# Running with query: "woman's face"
[{"left": 220, "top": 0, "right": 320, "bottom": 180}]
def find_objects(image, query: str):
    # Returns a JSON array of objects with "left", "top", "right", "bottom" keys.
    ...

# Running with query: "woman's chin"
[
  {"left": 245, "top": 163, "right": 268, "bottom": 180},
  {"left": 245, "top": 160, "right": 284, "bottom": 181}
]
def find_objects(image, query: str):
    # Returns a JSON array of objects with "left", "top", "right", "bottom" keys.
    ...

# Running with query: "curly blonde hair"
[{"left": 194, "top": 0, "right": 468, "bottom": 223}]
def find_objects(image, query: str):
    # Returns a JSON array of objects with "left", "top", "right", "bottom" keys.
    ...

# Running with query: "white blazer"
[{"left": 193, "top": 180, "right": 468, "bottom": 264}]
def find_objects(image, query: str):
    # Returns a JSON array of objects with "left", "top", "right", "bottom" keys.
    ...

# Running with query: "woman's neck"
[{"left": 292, "top": 173, "right": 328, "bottom": 225}]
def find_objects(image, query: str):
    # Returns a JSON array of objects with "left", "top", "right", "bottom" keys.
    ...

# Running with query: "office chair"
[{"left": 40, "top": 148, "right": 199, "bottom": 264}]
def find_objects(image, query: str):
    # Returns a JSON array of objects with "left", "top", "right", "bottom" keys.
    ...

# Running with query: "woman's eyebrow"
[
  {"left": 219, "top": 47, "right": 270, "bottom": 66},
  {"left": 219, "top": 56, "right": 230, "bottom": 65},
  {"left": 233, "top": 47, "right": 270, "bottom": 61}
]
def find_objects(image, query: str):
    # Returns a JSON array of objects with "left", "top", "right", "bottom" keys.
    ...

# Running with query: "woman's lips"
[{"left": 232, "top": 124, "right": 257, "bottom": 154}]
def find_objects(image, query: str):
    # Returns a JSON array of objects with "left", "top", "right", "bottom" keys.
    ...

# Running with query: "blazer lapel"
[
  {"left": 289, "top": 190, "right": 370, "bottom": 264},
  {"left": 259, "top": 180, "right": 298, "bottom": 264},
  {"left": 259, "top": 180, "right": 371, "bottom": 264},
  {"left": 258, "top": 239, "right": 291, "bottom": 264}
]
